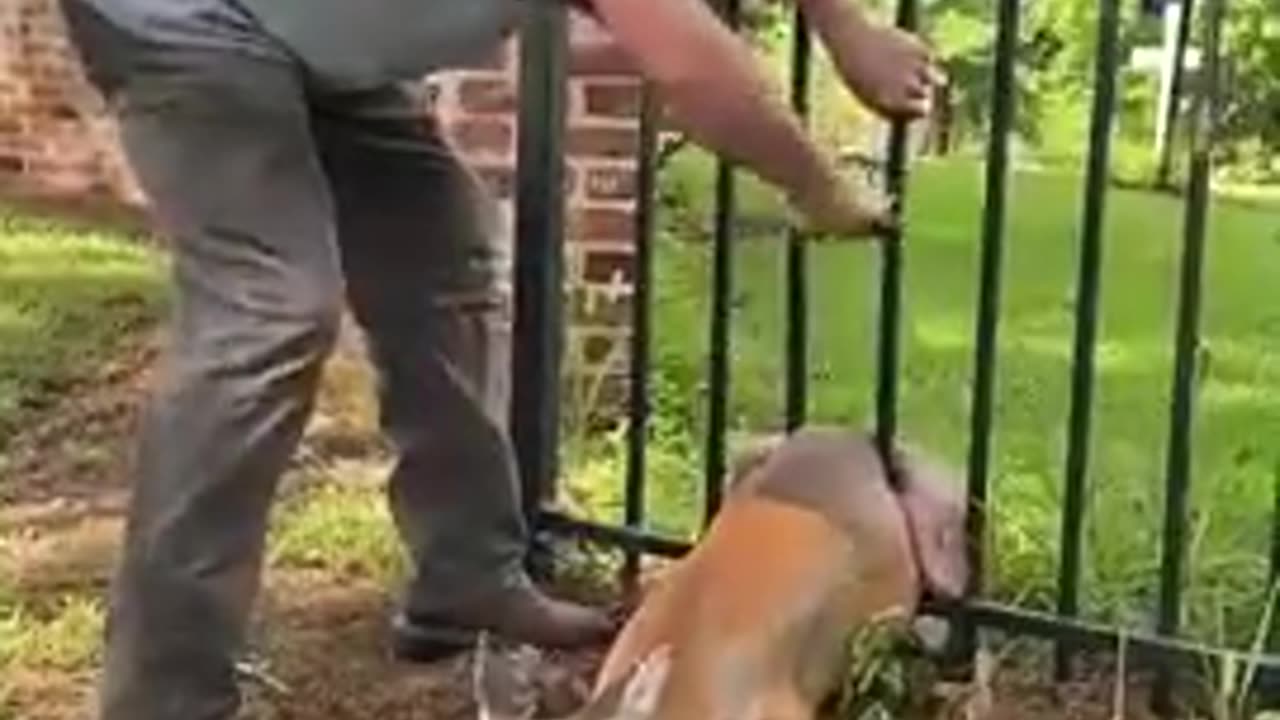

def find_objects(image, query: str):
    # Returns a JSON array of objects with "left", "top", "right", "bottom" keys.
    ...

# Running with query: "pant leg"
[
  {"left": 59, "top": 5, "right": 342, "bottom": 719},
  {"left": 307, "top": 86, "right": 528, "bottom": 614}
]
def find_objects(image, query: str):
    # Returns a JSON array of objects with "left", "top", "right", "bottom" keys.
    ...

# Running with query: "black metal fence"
[{"left": 508, "top": 0, "right": 1280, "bottom": 712}]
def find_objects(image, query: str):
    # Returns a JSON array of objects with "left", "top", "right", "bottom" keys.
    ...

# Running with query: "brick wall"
[
  {"left": 0, "top": 0, "right": 642, "bottom": 411},
  {"left": 0, "top": 0, "right": 141, "bottom": 203}
]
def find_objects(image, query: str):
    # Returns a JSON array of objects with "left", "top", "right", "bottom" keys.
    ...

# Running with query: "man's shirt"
[{"left": 77, "top": 0, "right": 523, "bottom": 88}]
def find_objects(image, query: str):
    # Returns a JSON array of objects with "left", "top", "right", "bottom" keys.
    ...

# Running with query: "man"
[{"left": 56, "top": 0, "right": 940, "bottom": 717}]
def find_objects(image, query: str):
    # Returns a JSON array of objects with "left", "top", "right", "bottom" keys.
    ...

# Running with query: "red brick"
[
  {"left": 9, "top": 60, "right": 38, "bottom": 77},
  {"left": 457, "top": 77, "right": 517, "bottom": 114},
  {"left": 569, "top": 41, "right": 637, "bottom": 76},
  {"left": 583, "top": 80, "right": 641, "bottom": 118},
  {"left": 573, "top": 207, "right": 634, "bottom": 243},
  {"left": 45, "top": 101, "right": 77, "bottom": 120},
  {"left": 568, "top": 125, "right": 637, "bottom": 160},
  {"left": 448, "top": 118, "right": 513, "bottom": 155},
  {"left": 0, "top": 154, "right": 25, "bottom": 173},
  {"left": 584, "top": 165, "right": 636, "bottom": 201},
  {"left": 28, "top": 84, "right": 69, "bottom": 106},
  {"left": 583, "top": 248, "right": 634, "bottom": 284}
]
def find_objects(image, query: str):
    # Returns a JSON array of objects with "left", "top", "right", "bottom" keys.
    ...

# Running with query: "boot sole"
[{"left": 389, "top": 613, "right": 477, "bottom": 664}]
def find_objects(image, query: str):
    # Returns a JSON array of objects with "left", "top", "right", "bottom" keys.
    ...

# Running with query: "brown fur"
[
  {"left": 590, "top": 426, "right": 963, "bottom": 720},
  {"left": 473, "top": 426, "right": 967, "bottom": 720}
]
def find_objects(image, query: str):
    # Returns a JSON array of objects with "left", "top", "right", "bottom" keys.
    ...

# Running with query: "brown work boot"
[{"left": 391, "top": 581, "right": 617, "bottom": 663}]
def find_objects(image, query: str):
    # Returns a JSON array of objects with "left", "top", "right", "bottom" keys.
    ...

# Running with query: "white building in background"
[{"left": 1130, "top": 1, "right": 1203, "bottom": 162}]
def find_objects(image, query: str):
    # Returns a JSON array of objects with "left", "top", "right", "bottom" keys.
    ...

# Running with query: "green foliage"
[
  {"left": 834, "top": 612, "right": 939, "bottom": 720},
  {"left": 739, "top": 0, "right": 1275, "bottom": 180},
  {"left": 934, "top": 0, "right": 1155, "bottom": 157},
  {"left": 1220, "top": 0, "right": 1280, "bottom": 178},
  {"left": 561, "top": 361, "right": 708, "bottom": 541},
  {"left": 0, "top": 208, "right": 166, "bottom": 443}
]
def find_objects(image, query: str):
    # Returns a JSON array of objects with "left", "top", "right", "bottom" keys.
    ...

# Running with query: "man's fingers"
[
  {"left": 926, "top": 64, "right": 948, "bottom": 88},
  {"left": 906, "top": 79, "right": 931, "bottom": 100},
  {"left": 898, "top": 92, "right": 931, "bottom": 119}
]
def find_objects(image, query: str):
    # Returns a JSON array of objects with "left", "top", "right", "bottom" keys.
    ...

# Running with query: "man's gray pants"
[{"left": 59, "top": 5, "right": 530, "bottom": 718}]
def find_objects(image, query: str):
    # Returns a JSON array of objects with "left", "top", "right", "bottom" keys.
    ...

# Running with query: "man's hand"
[
  {"left": 837, "top": 26, "right": 942, "bottom": 119},
  {"left": 789, "top": 169, "right": 895, "bottom": 240},
  {"left": 805, "top": 0, "right": 944, "bottom": 120}
]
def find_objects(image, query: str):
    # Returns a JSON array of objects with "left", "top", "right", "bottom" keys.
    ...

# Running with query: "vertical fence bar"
[
  {"left": 1271, "top": 463, "right": 1280, "bottom": 652},
  {"left": 957, "top": 0, "right": 1021, "bottom": 667},
  {"left": 784, "top": 7, "right": 813, "bottom": 432},
  {"left": 873, "top": 0, "right": 920, "bottom": 464},
  {"left": 512, "top": 0, "right": 569, "bottom": 568},
  {"left": 1154, "top": 0, "right": 1224, "bottom": 708},
  {"left": 1273, "top": 463, "right": 1280, "bottom": 596},
  {"left": 1054, "top": 0, "right": 1123, "bottom": 681},
  {"left": 703, "top": 0, "right": 743, "bottom": 523},
  {"left": 623, "top": 85, "right": 660, "bottom": 582}
]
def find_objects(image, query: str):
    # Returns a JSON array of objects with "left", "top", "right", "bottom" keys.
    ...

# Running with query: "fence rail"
[{"left": 509, "top": 0, "right": 1280, "bottom": 712}]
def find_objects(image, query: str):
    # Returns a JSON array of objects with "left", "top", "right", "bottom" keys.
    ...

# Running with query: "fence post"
[
  {"left": 622, "top": 86, "right": 659, "bottom": 584},
  {"left": 1055, "top": 0, "right": 1124, "bottom": 681},
  {"left": 1153, "top": 0, "right": 1225, "bottom": 709},
  {"left": 702, "top": 0, "right": 743, "bottom": 525},
  {"left": 785, "top": 7, "right": 813, "bottom": 431},
  {"left": 512, "top": 0, "right": 570, "bottom": 574},
  {"left": 873, "top": 0, "right": 919, "bottom": 466},
  {"left": 957, "top": 0, "right": 1022, "bottom": 674}
]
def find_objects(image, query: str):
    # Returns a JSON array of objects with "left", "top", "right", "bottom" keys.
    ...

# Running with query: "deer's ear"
[
  {"left": 472, "top": 633, "right": 542, "bottom": 720},
  {"left": 579, "top": 645, "right": 671, "bottom": 720},
  {"left": 892, "top": 448, "right": 969, "bottom": 601}
]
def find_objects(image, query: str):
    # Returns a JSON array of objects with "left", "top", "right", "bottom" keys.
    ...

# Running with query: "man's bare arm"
[{"left": 585, "top": 0, "right": 888, "bottom": 237}]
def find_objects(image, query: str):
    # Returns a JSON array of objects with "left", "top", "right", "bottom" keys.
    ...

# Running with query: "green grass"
[
  {"left": 0, "top": 208, "right": 166, "bottom": 444},
  {"left": 268, "top": 472, "right": 407, "bottom": 585},
  {"left": 589, "top": 154, "right": 1280, "bottom": 647},
  {"left": 0, "top": 594, "right": 105, "bottom": 673},
  {"left": 0, "top": 206, "right": 162, "bottom": 684}
]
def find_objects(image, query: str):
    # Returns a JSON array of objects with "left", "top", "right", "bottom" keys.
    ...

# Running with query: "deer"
[{"left": 473, "top": 425, "right": 970, "bottom": 720}]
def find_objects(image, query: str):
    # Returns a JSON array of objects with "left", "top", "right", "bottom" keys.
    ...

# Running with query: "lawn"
[
  {"left": 0, "top": 208, "right": 167, "bottom": 446},
  {"left": 0, "top": 207, "right": 167, "bottom": 714},
  {"left": 578, "top": 154, "right": 1280, "bottom": 647}
]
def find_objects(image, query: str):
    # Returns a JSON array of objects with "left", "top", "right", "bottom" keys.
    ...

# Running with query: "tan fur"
[
  {"left": 590, "top": 427, "right": 926, "bottom": 720},
  {"left": 474, "top": 426, "right": 966, "bottom": 720}
]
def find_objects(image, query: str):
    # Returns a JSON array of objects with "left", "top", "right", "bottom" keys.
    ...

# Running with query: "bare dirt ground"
[
  {"left": 0, "top": 325, "right": 1171, "bottom": 720},
  {"left": 0, "top": 326, "right": 610, "bottom": 720}
]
